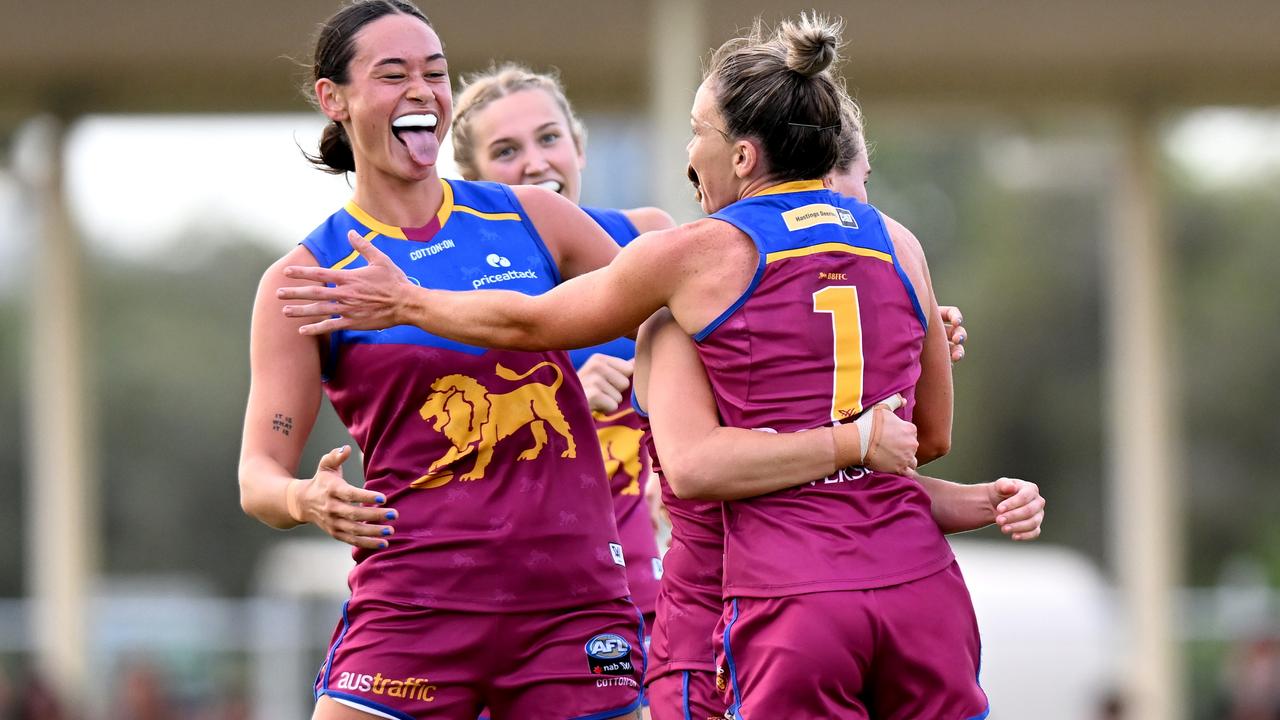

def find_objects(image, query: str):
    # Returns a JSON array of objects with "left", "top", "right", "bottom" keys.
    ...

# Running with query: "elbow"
[
  {"left": 237, "top": 470, "right": 258, "bottom": 519},
  {"left": 663, "top": 459, "right": 718, "bottom": 501},
  {"left": 917, "top": 433, "right": 951, "bottom": 466}
]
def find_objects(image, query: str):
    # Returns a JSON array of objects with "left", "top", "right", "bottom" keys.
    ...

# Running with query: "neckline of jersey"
[
  {"left": 749, "top": 179, "right": 826, "bottom": 198},
  {"left": 343, "top": 178, "right": 455, "bottom": 240}
]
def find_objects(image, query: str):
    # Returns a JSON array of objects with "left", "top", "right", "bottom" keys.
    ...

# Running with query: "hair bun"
[{"left": 779, "top": 13, "right": 841, "bottom": 77}]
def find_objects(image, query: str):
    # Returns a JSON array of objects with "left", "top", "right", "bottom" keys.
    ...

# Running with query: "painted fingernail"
[
  {"left": 385, "top": 511, "right": 397, "bottom": 520},
  {"left": 375, "top": 495, "right": 386, "bottom": 504},
  {"left": 378, "top": 541, "right": 388, "bottom": 549},
  {"left": 381, "top": 527, "right": 392, "bottom": 536}
]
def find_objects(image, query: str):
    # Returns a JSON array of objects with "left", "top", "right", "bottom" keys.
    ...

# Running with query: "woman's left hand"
[{"left": 986, "top": 477, "right": 1045, "bottom": 541}]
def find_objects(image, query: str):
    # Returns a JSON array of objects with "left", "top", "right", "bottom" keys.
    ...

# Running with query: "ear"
[
  {"left": 822, "top": 175, "right": 835, "bottom": 189},
  {"left": 316, "top": 78, "right": 349, "bottom": 123},
  {"left": 732, "top": 137, "right": 762, "bottom": 179}
]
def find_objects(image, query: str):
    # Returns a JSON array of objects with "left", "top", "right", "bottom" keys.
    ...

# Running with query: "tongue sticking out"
[{"left": 400, "top": 130, "right": 440, "bottom": 166}]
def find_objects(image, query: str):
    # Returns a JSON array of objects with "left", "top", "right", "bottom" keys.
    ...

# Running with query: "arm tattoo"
[{"left": 272, "top": 413, "right": 294, "bottom": 436}]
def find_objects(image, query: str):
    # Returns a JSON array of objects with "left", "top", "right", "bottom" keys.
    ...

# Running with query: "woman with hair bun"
[{"left": 281, "top": 13, "right": 1013, "bottom": 718}]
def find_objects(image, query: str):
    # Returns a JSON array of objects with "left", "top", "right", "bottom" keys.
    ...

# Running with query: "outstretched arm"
[{"left": 277, "top": 189, "right": 683, "bottom": 350}]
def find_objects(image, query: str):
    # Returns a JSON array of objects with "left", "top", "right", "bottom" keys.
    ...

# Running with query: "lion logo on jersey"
[
  {"left": 595, "top": 424, "right": 645, "bottom": 495},
  {"left": 413, "top": 361, "right": 577, "bottom": 488}
]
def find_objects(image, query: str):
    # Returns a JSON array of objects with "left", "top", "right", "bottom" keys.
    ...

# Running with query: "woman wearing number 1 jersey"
[{"left": 279, "top": 14, "right": 991, "bottom": 719}]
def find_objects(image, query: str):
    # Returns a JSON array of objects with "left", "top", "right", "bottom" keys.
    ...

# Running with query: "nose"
[
  {"left": 405, "top": 76, "right": 429, "bottom": 104},
  {"left": 522, "top": 147, "right": 550, "bottom": 178}
]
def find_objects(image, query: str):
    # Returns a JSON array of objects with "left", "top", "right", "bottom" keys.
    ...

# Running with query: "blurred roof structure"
[{"left": 3, "top": 0, "right": 1279, "bottom": 125}]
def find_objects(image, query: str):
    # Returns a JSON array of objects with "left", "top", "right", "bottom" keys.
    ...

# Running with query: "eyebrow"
[
  {"left": 487, "top": 121, "right": 563, "bottom": 149},
  {"left": 372, "top": 53, "right": 447, "bottom": 68}
]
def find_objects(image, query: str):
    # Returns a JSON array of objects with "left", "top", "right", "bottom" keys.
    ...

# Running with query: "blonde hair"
[
  {"left": 451, "top": 63, "right": 587, "bottom": 180},
  {"left": 705, "top": 13, "right": 845, "bottom": 182},
  {"left": 833, "top": 91, "right": 866, "bottom": 173}
]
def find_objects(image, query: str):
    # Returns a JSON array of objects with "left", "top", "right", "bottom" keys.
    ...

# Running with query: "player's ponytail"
[
  {"left": 705, "top": 13, "right": 845, "bottom": 183},
  {"left": 304, "top": 0, "right": 432, "bottom": 174},
  {"left": 312, "top": 120, "right": 356, "bottom": 174}
]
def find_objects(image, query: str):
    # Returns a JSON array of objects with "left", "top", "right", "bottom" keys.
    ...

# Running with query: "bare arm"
[
  {"left": 239, "top": 246, "right": 392, "bottom": 548},
  {"left": 279, "top": 221, "right": 686, "bottom": 350},
  {"left": 916, "top": 473, "right": 1046, "bottom": 541},
  {"left": 884, "top": 214, "right": 953, "bottom": 463},
  {"left": 635, "top": 310, "right": 917, "bottom": 501}
]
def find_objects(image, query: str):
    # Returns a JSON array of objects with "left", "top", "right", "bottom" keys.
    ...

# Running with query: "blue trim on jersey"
[
  {"left": 317, "top": 600, "right": 351, "bottom": 698},
  {"left": 318, "top": 690, "right": 416, "bottom": 720},
  {"left": 635, "top": 600, "right": 650, "bottom": 683},
  {"left": 695, "top": 187, "right": 927, "bottom": 340},
  {"left": 965, "top": 707, "right": 992, "bottom": 720},
  {"left": 681, "top": 671, "right": 694, "bottom": 720},
  {"left": 568, "top": 336, "right": 636, "bottom": 368},
  {"left": 722, "top": 599, "right": 746, "bottom": 720},
  {"left": 583, "top": 206, "right": 642, "bottom": 246},
  {"left": 693, "top": 220, "right": 767, "bottom": 342},
  {"left": 498, "top": 182, "right": 562, "bottom": 287},
  {"left": 569, "top": 697, "right": 643, "bottom": 720},
  {"left": 868, "top": 209, "right": 928, "bottom": 330},
  {"left": 631, "top": 390, "right": 648, "bottom": 417}
]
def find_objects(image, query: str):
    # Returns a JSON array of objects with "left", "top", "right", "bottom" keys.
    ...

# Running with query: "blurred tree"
[
  {"left": 84, "top": 229, "right": 356, "bottom": 595},
  {"left": 0, "top": 300, "right": 25, "bottom": 596}
]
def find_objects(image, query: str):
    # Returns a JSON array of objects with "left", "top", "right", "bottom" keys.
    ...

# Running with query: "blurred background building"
[{"left": 1, "top": 1, "right": 1278, "bottom": 718}]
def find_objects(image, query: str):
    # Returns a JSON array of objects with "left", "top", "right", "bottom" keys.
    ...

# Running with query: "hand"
[
  {"left": 278, "top": 230, "right": 411, "bottom": 335},
  {"left": 291, "top": 445, "right": 397, "bottom": 550},
  {"left": 577, "top": 354, "right": 634, "bottom": 414},
  {"left": 861, "top": 396, "right": 919, "bottom": 475},
  {"left": 940, "top": 305, "right": 967, "bottom": 364},
  {"left": 986, "top": 477, "right": 1044, "bottom": 541}
]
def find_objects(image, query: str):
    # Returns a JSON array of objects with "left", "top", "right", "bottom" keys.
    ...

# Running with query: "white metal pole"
[
  {"left": 648, "top": 0, "right": 706, "bottom": 223},
  {"left": 1105, "top": 109, "right": 1183, "bottom": 720},
  {"left": 14, "top": 115, "right": 95, "bottom": 710}
]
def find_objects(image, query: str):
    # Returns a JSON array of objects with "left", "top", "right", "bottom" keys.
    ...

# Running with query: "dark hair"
[
  {"left": 305, "top": 0, "right": 432, "bottom": 174},
  {"left": 705, "top": 13, "right": 845, "bottom": 183}
]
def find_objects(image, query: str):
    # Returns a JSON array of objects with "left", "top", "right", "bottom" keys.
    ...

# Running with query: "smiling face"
[
  {"left": 466, "top": 88, "right": 586, "bottom": 204},
  {"left": 687, "top": 78, "right": 750, "bottom": 214},
  {"left": 316, "top": 13, "right": 451, "bottom": 185}
]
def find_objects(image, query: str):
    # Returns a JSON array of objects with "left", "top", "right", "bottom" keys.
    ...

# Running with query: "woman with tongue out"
[
  {"left": 238, "top": 2, "right": 649, "bottom": 719},
  {"left": 446, "top": 64, "right": 675, "bottom": 657}
]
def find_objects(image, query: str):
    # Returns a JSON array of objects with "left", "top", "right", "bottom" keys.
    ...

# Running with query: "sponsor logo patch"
[
  {"left": 333, "top": 671, "right": 437, "bottom": 703},
  {"left": 782, "top": 203, "right": 859, "bottom": 232},
  {"left": 409, "top": 238, "right": 456, "bottom": 261},
  {"left": 609, "top": 542, "right": 626, "bottom": 567},
  {"left": 585, "top": 633, "right": 635, "bottom": 677},
  {"left": 472, "top": 268, "right": 539, "bottom": 289}
]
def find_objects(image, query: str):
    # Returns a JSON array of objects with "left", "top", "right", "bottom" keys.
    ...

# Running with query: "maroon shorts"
[
  {"left": 716, "top": 562, "right": 988, "bottom": 720},
  {"left": 315, "top": 596, "right": 644, "bottom": 719},
  {"left": 646, "top": 670, "right": 724, "bottom": 720}
]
